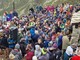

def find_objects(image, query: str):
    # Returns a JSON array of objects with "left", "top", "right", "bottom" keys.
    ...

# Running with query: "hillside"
[{"left": 0, "top": 0, "right": 80, "bottom": 16}]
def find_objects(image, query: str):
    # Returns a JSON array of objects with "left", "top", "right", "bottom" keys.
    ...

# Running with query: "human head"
[
  {"left": 71, "top": 43, "right": 77, "bottom": 49},
  {"left": 35, "top": 45, "right": 41, "bottom": 51},
  {"left": 32, "top": 56, "right": 38, "bottom": 60},
  {"left": 35, "top": 30, "right": 39, "bottom": 34},
  {"left": 26, "top": 44, "right": 32, "bottom": 51},
  {"left": 15, "top": 43, "right": 20, "bottom": 50},
  {"left": 38, "top": 38, "right": 42, "bottom": 44},
  {"left": 20, "top": 38, "right": 25, "bottom": 42}
]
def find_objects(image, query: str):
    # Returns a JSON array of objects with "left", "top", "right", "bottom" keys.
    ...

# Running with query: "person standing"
[
  {"left": 64, "top": 43, "right": 77, "bottom": 60},
  {"left": 62, "top": 32, "right": 70, "bottom": 55},
  {"left": 71, "top": 45, "right": 80, "bottom": 60}
]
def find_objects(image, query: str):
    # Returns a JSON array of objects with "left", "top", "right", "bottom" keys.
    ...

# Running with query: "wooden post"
[{"left": 13, "top": 0, "right": 15, "bottom": 11}]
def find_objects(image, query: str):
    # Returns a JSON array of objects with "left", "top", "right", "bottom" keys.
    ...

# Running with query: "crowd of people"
[{"left": 0, "top": 2, "right": 80, "bottom": 60}]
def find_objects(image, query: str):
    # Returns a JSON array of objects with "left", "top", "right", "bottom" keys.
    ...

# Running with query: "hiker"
[
  {"left": 9, "top": 43, "right": 22, "bottom": 60},
  {"left": 64, "top": 43, "right": 77, "bottom": 60}
]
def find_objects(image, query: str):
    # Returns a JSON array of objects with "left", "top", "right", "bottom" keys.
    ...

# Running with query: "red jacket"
[
  {"left": 26, "top": 51, "right": 34, "bottom": 60},
  {"left": 71, "top": 55, "right": 80, "bottom": 60}
]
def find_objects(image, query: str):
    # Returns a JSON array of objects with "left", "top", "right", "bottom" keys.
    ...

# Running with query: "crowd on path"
[{"left": 0, "top": 2, "right": 80, "bottom": 60}]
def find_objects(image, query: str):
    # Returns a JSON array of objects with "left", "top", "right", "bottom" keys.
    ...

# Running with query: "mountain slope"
[{"left": 0, "top": 0, "right": 80, "bottom": 16}]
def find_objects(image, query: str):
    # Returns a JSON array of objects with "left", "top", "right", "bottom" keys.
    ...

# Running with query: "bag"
[
  {"left": 9, "top": 53, "right": 15, "bottom": 60},
  {"left": 49, "top": 51, "right": 56, "bottom": 60}
]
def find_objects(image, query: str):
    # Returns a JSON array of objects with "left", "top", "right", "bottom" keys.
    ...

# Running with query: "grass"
[{"left": 0, "top": 0, "right": 80, "bottom": 16}]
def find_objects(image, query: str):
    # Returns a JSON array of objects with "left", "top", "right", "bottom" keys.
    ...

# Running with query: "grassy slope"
[{"left": 0, "top": 0, "right": 80, "bottom": 16}]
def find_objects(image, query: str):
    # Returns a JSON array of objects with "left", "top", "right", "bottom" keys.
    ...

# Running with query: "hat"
[
  {"left": 32, "top": 56, "right": 38, "bottom": 60},
  {"left": 35, "top": 45, "right": 41, "bottom": 51},
  {"left": 9, "top": 53, "right": 15, "bottom": 59},
  {"left": 48, "top": 41, "right": 53, "bottom": 47},
  {"left": 15, "top": 43, "right": 20, "bottom": 49},
  {"left": 20, "top": 38, "right": 25, "bottom": 42},
  {"left": 52, "top": 43, "right": 58, "bottom": 49}
]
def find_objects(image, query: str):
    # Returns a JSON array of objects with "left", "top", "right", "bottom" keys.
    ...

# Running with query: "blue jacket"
[
  {"left": 44, "top": 40, "right": 50, "bottom": 48},
  {"left": 7, "top": 39, "right": 16, "bottom": 48},
  {"left": 58, "top": 35, "right": 63, "bottom": 47},
  {"left": 25, "top": 36, "right": 28, "bottom": 45},
  {"left": 30, "top": 28, "right": 35, "bottom": 37}
]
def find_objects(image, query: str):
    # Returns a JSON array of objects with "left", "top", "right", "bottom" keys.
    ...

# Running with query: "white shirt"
[{"left": 66, "top": 46, "right": 73, "bottom": 56}]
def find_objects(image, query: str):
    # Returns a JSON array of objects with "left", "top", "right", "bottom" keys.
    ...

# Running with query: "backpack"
[
  {"left": 49, "top": 51, "right": 56, "bottom": 60},
  {"left": 49, "top": 50, "right": 62, "bottom": 60}
]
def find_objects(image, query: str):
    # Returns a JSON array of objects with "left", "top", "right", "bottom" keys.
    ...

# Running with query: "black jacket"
[{"left": 1, "top": 37, "right": 8, "bottom": 48}]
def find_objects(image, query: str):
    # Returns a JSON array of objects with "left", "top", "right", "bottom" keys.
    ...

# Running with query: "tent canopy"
[{"left": 71, "top": 11, "right": 80, "bottom": 24}]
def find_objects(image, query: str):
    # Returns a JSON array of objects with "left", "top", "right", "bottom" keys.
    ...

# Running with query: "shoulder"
[{"left": 71, "top": 55, "right": 78, "bottom": 59}]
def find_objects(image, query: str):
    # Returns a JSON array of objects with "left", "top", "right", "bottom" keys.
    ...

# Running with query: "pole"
[
  {"left": 2, "top": 0, "right": 4, "bottom": 12},
  {"left": 13, "top": 0, "right": 15, "bottom": 11}
]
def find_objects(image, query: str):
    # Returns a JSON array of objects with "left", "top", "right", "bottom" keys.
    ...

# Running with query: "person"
[
  {"left": 9, "top": 53, "right": 15, "bottom": 60},
  {"left": 32, "top": 30, "right": 39, "bottom": 43},
  {"left": 8, "top": 38, "right": 16, "bottom": 49},
  {"left": 0, "top": 32, "right": 3, "bottom": 55},
  {"left": 64, "top": 43, "right": 77, "bottom": 60},
  {"left": 58, "top": 32, "right": 63, "bottom": 50},
  {"left": 39, "top": 48, "right": 49, "bottom": 60},
  {"left": 1, "top": 34, "right": 9, "bottom": 58},
  {"left": 2, "top": 12, "right": 7, "bottom": 22},
  {"left": 7, "top": 11, "right": 13, "bottom": 21},
  {"left": 44, "top": 36, "right": 50, "bottom": 48},
  {"left": 35, "top": 45, "right": 41, "bottom": 58},
  {"left": 71, "top": 45, "right": 80, "bottom": 60},
  {"left": 0, "top": 2, "right": 79, "bottom": 60},
  {"left": 55, "top": 24, "right": 61, "bottom": 33},
  {"left": 18, "top": 29, "right": 23, "bottom": 42},
  {"left": 9, "top": 43, "right": 22, "bottom": 60},
  {"left": 36, "top": 38, "right": 44, "bottom": 48},
  {"left": 25, "top": 44, "right": 34, "bottom": 60},
  {"left": 48, "top": 43, "right": 62, "bottom": 60},
  {"left": 32, "top": 56, "right": 38, "bottom": 60},
  {"left": 25, "top": 31, "right": 31, "bottom": 44},
  {"left": 29, "top": 8, "right": 34, "bottom": 13},
  {"left": 19, "top": 38, "right": 26, "bottom": 57},
  {"left": 62, "top": 32, "right": 70, "bottom": 55},
  {"left": 13, "top": 11, "right": 18, "bottom": 17}
]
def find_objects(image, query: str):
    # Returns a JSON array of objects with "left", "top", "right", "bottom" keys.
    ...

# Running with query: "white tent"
[{"left": 71, "top": 11, "right": 80, "bottom": 24}]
